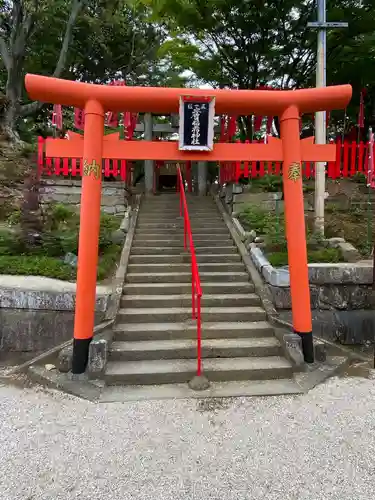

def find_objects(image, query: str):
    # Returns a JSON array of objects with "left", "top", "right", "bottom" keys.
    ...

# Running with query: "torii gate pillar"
[
  {"left": 72, "top": 100, "right": 104, "bottom": 373},
  {"left": 280, "top": 106, "right": 313, "bottom": 360}
]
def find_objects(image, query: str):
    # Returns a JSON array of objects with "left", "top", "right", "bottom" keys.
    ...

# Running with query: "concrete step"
[
  {"left": 130, "top": 246, "right": 236, "bottom": 255},
  {"left": 123, "top": 281, "right": 255, "bottom": 295},
  {"left": 117, "top": 306, "right": 266, "bottom": 323},
  {"left": 105, "top": 356, "right": 293, "bottom": 385},
  {"left": 134, "top": 234, "right": 231, "bottom": 242},
  {"left": 121, "top": 293, "right": 260, "bottom": 308},
  {"left": 139, "top": 212, "right": 219, "bottom": 218},
  {"left": 125, "top": 271, "right": 249, "bottom": 283},
  {"left": 127, "top": 262, "right": 244, "bottom": 274},
  {"left": 109, "top": 337, "right": 281, "bottom": 361},
  {"left": 132, "top": 239, "right": 232, "bottom": 247},
  {"left": 129, "top": 253, "right": 241, "bottom": 264},
  {"left": 113, "top": 320, "right": 274, "bottom": 341},
  {"left": 100, "top": 379, "right": 304, "bottom": 402},
  {"left": 135, "top": 227, "right": 229, "bottom": 235},
  {"left": 138, "top": 219, "right": 224, "bottom": 229}
]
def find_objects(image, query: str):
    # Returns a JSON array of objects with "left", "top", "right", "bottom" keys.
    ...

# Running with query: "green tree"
[{"left": 0, "top": 0, "right": 86, "bottom": 140}]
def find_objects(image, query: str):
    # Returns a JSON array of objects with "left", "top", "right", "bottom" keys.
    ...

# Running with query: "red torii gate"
[{"left": 25, "top": 74, "right": 351, "bottom": 373}]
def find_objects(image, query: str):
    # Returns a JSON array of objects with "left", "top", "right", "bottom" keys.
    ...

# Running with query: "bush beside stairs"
[{"left": 104, "top": 193, "right": 300, "bottom": 395}]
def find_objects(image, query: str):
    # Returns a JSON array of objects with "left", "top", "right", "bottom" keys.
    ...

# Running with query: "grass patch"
[
  {"left": 239, "top": 204, "right": 345, "bottom": 267},
  {"left": 268, "top": 248, "right": 343, "bottom": 267},
  {"left": 0, "top": 203, "right": 123, "bottom": 281},
  {"left": 0, "top": 256, "right": 75, "bottom": 280}
]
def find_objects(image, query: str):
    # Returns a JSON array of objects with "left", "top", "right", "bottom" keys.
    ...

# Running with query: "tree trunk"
[{"left": 0, "top": 93, "right": 21, "bottom": 142}]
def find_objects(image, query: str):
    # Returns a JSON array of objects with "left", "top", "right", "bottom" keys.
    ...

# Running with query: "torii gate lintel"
[{"left": 45, "top": 135, "right": 336, "bottom": 163}]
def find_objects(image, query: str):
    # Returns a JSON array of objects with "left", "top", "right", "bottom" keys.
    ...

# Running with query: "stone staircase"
[{"left": 104, "top": 193, "right": 297, "bottom": 392}]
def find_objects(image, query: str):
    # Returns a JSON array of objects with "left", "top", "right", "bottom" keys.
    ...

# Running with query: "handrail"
[{"left": 177, "top": 167, "right": 203, "bottom": 376}]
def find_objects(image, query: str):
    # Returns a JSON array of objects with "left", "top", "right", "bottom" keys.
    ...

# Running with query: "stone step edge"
[
  {"left": 110, "top": 337, "right": 281, "bottom": 351},
  {"left": 105, "top": 356, "right": 293, "bottom": 375},
  {"left": 113, "top": 320, "right": 273, "bottom": 332}
]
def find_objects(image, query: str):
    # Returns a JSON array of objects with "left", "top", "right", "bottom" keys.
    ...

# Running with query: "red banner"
[
  {"left": 74, "top": 107, "right": 85, "bottom": 129},
  {"left": 52, "top": 104, "right": 63, "bottom": 130},
  {"left": 358, "top": 88, "right": 366, "bottom": 128}
]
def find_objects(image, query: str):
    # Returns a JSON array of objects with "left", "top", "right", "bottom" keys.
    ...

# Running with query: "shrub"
[
  {"left": 97, "top": 244, "right": 122, "bottom": 281},
  {"left": 268, "top": 247, "right": 342, "bottom": 267},
  {"left": 0, "top": 255, "right": 75, "bottom": 280},
  {"left": 0, "top": 229, "right": 25, "bottom": 255},
  {"left": 6, "top": 208, "right": 21, "bottom": 226},
  {"left": 238, "top": 205, "right": 273, "bottom": 233},
  {"left": 251, "top": 174, "right": 283, "bottom": 192}
]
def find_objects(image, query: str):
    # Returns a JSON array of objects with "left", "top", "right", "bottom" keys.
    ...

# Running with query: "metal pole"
[
  {"left": 308, "top": 7, "right": 348, "bottom": 236},
  {"left": 314, "top": 0, "right": 327, "bottom": 236}
]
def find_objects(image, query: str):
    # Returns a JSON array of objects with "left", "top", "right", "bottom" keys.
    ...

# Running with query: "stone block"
[
  {"left": 268, "top": 284, "right": 320, "bottom": 310},
  {"left": 283, "top": 333, "right": 304, "bottom": 367},
  {"left": 88, "top": 339, "right": 108, "bottom": 378},
  {"left": 338, "top": 241, "right": 361, "bottom": 263},
  {"left": 250, "top": 246, "right": 270, "bottom": 272},
  {"left": 102, "top": 206, "right": 116, "bottom": 214},
  {"left": 232, "top": 217, "right": 247, "bottom": 241},
  {"left": 308, "top": 263, "right": 373, "bottom": 285},
  {"left": 120, "top": 211, "right": 130, "bottom": 232},
  {"left": 262, "top": 265, "right": 290, "bottom": 287},
  {"left": 58, "top": 345, "right": 73, "bottom": 373},
  {"left": 314, "top": 343, "right": 327, "bottom": 363},
  {"left": 232, "top": 184, "right": 243, "bottom": 194},
  {"left": 318, "top": 284, "right": 371, "bottom": 310}
]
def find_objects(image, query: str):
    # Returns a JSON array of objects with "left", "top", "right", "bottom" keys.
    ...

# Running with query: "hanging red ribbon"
[
  {"left": 358, "top": 88, "right": 366, "bottom": 128},
  {"left": 52, "top": 104, "right": 63, "bottom": 130},
  {"left": 74, "top": 107, "right": 85, "bottom": 129}
]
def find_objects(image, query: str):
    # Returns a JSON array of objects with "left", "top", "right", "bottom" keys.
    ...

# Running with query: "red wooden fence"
[
  {"left": 37, "top": 136, "right": 130, "bottom": 182},
  {"left": 220, "top": 139, "right": 375, "bottom": 183},
  {"left": 38, "top": 136, "right": 374, "bottom": 185}
]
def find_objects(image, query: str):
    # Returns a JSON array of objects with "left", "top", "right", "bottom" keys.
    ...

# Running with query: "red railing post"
[
  {"left": 177, "top": 167, "right": 203, "bottom": 378},
  {"left": 196, "top": 294, "right": 202, "bottom": 376}
]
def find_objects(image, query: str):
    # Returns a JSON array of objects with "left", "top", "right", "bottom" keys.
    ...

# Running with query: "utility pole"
[{"left": 308, "top": 1, "right": 348, "bottom": 235}]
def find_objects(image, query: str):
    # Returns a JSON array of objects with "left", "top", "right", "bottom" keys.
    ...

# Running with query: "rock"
[
  {"left": 244, "top": 229, "right": 256, "bottom": 245},
  {"left": 45, "top": 364, "right": 56, "bottom": 371},
  {"left": 338, "top": 241, "right": 361, "bottom": 263},
  {"left": 254, "top": 236, "right": 264, "bottom": 243},
  {"left": 120, "top": 210, "right": 131, "bottom": 232},
  {"left": 64, "top": 252, "right": 78, "bottom": 267},
  {"left": 232, "top": 184, "right": 243, "bottom": 194},
  {"left": 188, "top": 375, "right": 210, "bottom": 391},
  {"left": 111, "top": 229, "right": 125, "bottom": 244},
  {"left": 314, "top": 343, "right": 327, "bottom": 362},
  {"left": 58, "top": 345, "right": 73, "bottom": 373},
  {"left": 326, "top": 237, "right": 345, "bottom": 248}
]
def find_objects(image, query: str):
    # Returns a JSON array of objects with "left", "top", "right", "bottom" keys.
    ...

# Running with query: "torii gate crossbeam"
[{"left": 25, "top": 74, "right": 352, "bottom": 374}]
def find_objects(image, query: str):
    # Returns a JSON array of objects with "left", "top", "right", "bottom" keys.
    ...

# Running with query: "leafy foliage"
[{"left": 0, "top": 204, "right": 122, "bottom": 280}]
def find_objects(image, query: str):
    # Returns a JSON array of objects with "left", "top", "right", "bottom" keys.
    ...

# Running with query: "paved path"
[{"left": 0, "top": 377, "right": 374, "bottom": 500}]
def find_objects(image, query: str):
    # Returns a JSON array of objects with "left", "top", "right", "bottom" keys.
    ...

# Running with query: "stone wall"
[
  {"left": 250, "top": 246, "right": 373, "bottom": 310},
  {"left": 0, "top": 275, "right": 113, "bottom": 352},
  {"left": 40, "top": 179, "right": 127, "bottom": 215}
]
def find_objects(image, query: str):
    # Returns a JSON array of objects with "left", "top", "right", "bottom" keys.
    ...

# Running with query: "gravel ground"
[{"left": 1, "top": 377, "right": 374, "bottom": 500}]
